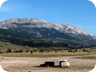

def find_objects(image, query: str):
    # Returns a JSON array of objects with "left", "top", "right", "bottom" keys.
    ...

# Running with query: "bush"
[
  {"left": 6, "top": 49, "right": 11, "bottom": 53},
  {"left": 30, "top": 50, "right": 33, "bottom": 54}
]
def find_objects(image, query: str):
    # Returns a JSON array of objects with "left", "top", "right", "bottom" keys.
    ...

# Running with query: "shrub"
[{"left": 6, "top": 49, "right": 11, "bottom": 53}]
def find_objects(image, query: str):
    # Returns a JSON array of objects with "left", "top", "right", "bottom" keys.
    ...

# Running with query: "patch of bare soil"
[{"left": 0, "top": 56, "right": 96, "bottom": 72}]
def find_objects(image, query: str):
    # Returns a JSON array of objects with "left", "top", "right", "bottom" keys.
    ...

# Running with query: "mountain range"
[{"left": 0, "top": 18, "right": 96, "bottom": 48}]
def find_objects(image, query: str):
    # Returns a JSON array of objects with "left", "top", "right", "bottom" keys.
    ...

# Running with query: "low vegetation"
[{"left": 0, "top": 41, "right": 95, "bottom": 57}]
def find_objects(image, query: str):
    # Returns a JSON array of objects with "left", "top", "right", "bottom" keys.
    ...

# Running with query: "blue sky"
[{"left": 0, "top": 0, "right": 96, "bottom": 35}]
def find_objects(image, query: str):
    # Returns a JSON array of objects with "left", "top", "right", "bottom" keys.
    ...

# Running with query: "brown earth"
[{"left": 0, "top": 56, "right": 96, "bottom": 72}]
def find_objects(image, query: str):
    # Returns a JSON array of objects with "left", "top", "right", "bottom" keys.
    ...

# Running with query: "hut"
[{"left": 40, "top": 59, "right": 70, "bottom": 67}]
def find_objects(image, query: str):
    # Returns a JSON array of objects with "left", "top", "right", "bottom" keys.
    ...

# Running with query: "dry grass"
[
  {"left": 0, "top": 41, "right": 96, "bottom": 72},
  {"left": 0, "top": 41, "right": 36, "bottom": 52},
  {"left": 0, "top": 41, "right": 96, "bottom": 57},
  {"left": 0, "top": 48, "right": 96, "bottom": 57}
]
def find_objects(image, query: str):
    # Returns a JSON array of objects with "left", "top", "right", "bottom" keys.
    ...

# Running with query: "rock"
[{"left": 60, "top": 60, "right": 70, "bottom": 67}]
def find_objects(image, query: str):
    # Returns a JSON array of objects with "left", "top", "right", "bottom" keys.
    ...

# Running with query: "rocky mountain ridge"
[{"left": 0, "top": 18, "right": 95, "bottom": 48}]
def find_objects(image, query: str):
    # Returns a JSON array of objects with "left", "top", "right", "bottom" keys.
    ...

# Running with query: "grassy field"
[
  {"left": 0, "top": 47, "right": 96, "bottom": 57},
  {"left": 0, "top": 41, "right": 96, "bottom": 72},
  {"left": 0, "top": 41, "right": 96, "bottom": 57}
]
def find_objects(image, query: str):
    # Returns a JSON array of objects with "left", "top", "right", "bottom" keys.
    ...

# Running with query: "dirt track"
[{"left": 0, "top": 56, "right": 96, "bottom": 72}]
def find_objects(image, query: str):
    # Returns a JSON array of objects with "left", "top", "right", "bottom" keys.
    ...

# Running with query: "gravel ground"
[{"left": 0, "top": 56, "right": 96, "bottom": 72}]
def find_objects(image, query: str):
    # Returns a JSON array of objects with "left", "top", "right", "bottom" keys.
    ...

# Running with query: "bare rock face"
[{"left": 0, "top": 18, "right": 90, "bottom": 35}]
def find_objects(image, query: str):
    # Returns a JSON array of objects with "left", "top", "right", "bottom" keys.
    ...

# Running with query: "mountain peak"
[
  {"left": 0, "top": 18, "right": 91, "bottom": 36},
  {"left": 1, "top": 18, "right": 48, "bottom": 23}
]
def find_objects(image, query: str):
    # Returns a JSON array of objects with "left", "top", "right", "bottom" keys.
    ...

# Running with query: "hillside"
[{"left": 0, "top": 18, "right": 96, "bottom": 48}]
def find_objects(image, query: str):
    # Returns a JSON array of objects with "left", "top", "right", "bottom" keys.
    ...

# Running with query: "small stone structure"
[
  {"left": 40, "top": 59, "right": 70, "bottom": 67},
  {"left": 59, "top": 60, "right": 70, "bottom": 67},
  {"left": 40, "top": 61, "right": 54, "bottom": 67}
]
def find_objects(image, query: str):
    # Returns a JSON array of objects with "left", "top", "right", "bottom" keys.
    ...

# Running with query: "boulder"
[{"left": 59, "top": 60, "right": 70, "bottom": 67}]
